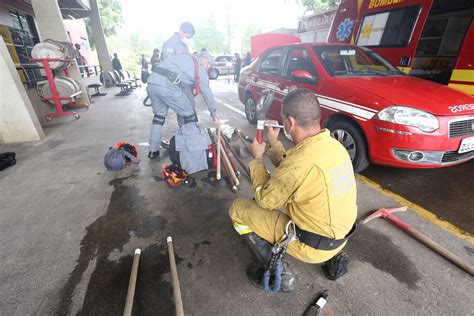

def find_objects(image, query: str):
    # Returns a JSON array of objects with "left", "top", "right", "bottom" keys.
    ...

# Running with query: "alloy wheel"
[{"left": 331, "top": 129, "right": 356, "bottom": 161}]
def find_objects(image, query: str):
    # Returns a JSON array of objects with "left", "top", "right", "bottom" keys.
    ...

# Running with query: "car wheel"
[
  {"left": 208, "top": 68, "right": 219, "bottom": 80},
  {"left": 245, "top": 95, "right": 257, "bottom": 124},
  {"left": 329, "top": 120, "right": 369, "bottom": 173}
]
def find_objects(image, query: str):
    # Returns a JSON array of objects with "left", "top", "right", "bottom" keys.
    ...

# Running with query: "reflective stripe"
[
  {"left": 317, "top": 97, "right": 376, "bottom": 119},
  {"left": 450, "top": 69, "right": 474, "bottom": 83},
  {"left": 254, "top": 185, "right": 263, "bottom": 204},
  {"left": 397, "top": 67, "right": 411, "bottom": 74},
  {"left": 233, "top": 222, "right": 253, "bottom": 235},
  {"left": 252, "top": 79, "right": 378, "bottom": 120},
  {"left": 448, "top": 83, "right": 474, "bottom": 95}
]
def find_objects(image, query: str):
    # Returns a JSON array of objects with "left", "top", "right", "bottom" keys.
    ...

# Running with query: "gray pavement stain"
[
  {"left": 465, "top": 246, "right": 474, "bottom": 256},
  {"left": 346, "top": 225, "right": 421, "bottom": 289},
  {"left": 54, "top": 175, "right": 167, "bottom": 315},
  {"left": 193, "top": 240, "right": 212, "bottom": 250}
]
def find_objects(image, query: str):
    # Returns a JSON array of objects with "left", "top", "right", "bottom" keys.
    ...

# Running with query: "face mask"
[
  {"left": 283, "top": 118, "right": 294, "bottom": 143},
  {"left": 182, "top": 37, "right": 191, "bottom": 45}
]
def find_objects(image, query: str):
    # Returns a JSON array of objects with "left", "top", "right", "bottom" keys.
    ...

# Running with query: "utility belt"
[
  {"left": 295, "top": 224, "right": 356, "bottom": 251},
  {"left": 154, "top": 67, "right": 182, "bottom": 85}
]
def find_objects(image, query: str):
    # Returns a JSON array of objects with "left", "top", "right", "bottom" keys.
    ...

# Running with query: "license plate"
[{"left": 458, "top": 136, "right": 474, "bottom": 154}]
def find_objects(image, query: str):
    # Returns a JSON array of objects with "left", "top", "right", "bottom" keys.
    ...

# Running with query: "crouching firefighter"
[
  {"left": 229, "top": 89, "right": 357, "bottom": 292},
  {"left": 146, "top": 52, "right": 219, "bottom": 159}
]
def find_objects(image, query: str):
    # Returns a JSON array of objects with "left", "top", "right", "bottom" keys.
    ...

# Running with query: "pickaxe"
[{"left": 364, "top": 207, "right": 474, "bottom": 275}]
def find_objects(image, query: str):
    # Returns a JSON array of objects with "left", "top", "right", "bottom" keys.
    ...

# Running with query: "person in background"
[
  {"left": 162, "top": 22, "right": 195, "bottom": 61},
  {"left": 141, "top": 54, "right": 149, "bottom": 72},
  {"left": 243, "top": 51, "right": 252, "bottom": 67},
  {"left": 150, "top": 48, "right": 161, "bottom": 72},
  {"left": 234, "top": 53, "right": 242, "bottom": 82},
  {"left": 112, "top": 53, "right": 122, "bottom": 72},
  {"left": 193, "top": 51, "right": 198, "bottom": 58},
  {"left": 75, "top": 44, "right": 85, "bottom": 76}
]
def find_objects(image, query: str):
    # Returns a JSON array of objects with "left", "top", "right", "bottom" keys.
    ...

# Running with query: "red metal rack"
[{"left": 31, "top": 58, "right": 89, "bottom": 121}]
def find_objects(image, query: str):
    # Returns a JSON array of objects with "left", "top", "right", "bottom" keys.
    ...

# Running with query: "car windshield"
[{"left": 313, "top": 46, "right": 404, "bottom": 77}]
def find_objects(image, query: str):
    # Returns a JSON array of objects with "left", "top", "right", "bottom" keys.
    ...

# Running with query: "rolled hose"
[
  {"left": 36, "top": 76, "right": 81, "bottom": 105},
  {"left": 143, "top": 96, "right": 152, "bottom": 107},
  {"left": 31, "top": 39, "right": 76, "bottom": 69}
]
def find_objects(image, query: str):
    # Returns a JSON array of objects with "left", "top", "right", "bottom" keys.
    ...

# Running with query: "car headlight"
[{"left": 374, "top": 106, "right": 439, "bottom": 132}]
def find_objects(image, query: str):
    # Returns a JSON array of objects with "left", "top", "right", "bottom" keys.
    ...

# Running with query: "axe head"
[
  {"left": 257, "top": 90, "right": 274, "bottom": 120},
  {"left": 231, "top": 129, "right": 240, "bottom": 142},
  {"left": 363, "top": 206, "right": 408, "bottom": 224}
]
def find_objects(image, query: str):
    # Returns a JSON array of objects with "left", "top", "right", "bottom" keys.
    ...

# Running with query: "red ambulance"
[{"left": 327, "top": 0, "right": 474, "bottom": 95}]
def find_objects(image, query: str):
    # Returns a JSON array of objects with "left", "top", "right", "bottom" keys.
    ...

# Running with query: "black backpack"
[
  {"left": 0, "top": 152, "right": 16, "bottom": 171},
  {"left": 167, "top": 136, "right": 215, "bottom": 170}
]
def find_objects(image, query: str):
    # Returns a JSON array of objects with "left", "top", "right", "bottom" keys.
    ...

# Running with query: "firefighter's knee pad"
[
  {"left": 153, "top": 114, "right": 166, "bottom": 125},
  {"left": 183, "top": 111, "right": 198, "bottom": 124}
]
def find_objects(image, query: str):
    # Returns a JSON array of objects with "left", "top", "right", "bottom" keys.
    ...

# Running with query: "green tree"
[
  {"left": 97, "top": 0, "right": 123, "bottom": 36},
  {"left": 106, "top": 31, "right": 160, "bottom": 75},
  {"left": 86, "top": 0, "right": 123, "bottom": 49},
  {"left": 240, "top": 25, "right": 261, "bottom": 54},
  {"left": 191, "top": 17, "right": 227, "bottom": 55},
  {"left": 296, "top": 0, "right": 340, "bottom": 13}
]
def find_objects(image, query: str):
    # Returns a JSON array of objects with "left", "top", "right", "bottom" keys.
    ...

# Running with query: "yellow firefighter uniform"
[{"left": 229, "top": 129, "right": 357, "bottom": 264}]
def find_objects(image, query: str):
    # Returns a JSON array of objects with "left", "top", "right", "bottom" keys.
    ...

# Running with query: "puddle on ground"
[
  {"left": 346, "top": 224, "right": 421, "bottom": 289},
  {"left": 55, "top": 175, "right": 167, "bottom": 315}
]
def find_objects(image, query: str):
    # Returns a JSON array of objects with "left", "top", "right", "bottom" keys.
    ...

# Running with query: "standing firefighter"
[
  {"left": 162, "top": 22, "right": 195, "bottom": 61},
  {"left": 161, "top": 22, "right": 201, "bottom": 127},
  {"left": 229, "top": 89, "right": 357, "bottom": 292},
  {"left": 146, "top": 52, "right": 218, "bottom": 160}
]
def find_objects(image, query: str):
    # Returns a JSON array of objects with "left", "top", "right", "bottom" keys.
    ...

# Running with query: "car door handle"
[{"left": 278, "top": 84, "right": 286, "bottom": 91}]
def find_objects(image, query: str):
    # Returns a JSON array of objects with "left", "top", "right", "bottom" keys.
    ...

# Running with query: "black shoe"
[
  {"left": 148, "top": 151, "right": 160, "bottom": 160},
  {"left": 246, "top": 264, "right": 295, "bottom": 293},
  {"left": 322, "top": 252, "right": 349, "bottom": 280}
]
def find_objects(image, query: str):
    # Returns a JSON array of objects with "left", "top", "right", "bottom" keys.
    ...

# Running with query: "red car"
[{"left": 238, "top": 43, "right": 474, "bottom": 172}]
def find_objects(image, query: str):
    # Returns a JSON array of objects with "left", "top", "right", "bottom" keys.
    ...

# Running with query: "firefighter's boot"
[{"left": 244, "top": 233, "right": 295, "bottom": 292}]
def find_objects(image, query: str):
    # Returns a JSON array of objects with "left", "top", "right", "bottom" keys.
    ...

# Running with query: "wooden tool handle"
[
  {"left": 222, "top": 135, "right": 251, "bottom": 179},
  {"left": 409, "top": 229, "right": 474, "bottom": 275},
  {"left": 167, "top": 237, "right": 184, "bottom": 316},
  {"left": 123, "top": 248, "right": 141, "bottom": 316},
  {"left": 220, "top": 136, "right": 240, "bottom": 177},
  {"left": 220, "top": 140, "right": 240, "bottom": 186}
]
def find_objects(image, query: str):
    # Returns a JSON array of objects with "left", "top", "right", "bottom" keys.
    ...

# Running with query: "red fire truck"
[{"left": 327, "top": 0, "right": 474, "bottom": 95}]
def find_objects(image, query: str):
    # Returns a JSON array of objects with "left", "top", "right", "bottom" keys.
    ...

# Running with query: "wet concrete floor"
[{"left": 0, "top": 80, "right": 473, "bottom": 315}]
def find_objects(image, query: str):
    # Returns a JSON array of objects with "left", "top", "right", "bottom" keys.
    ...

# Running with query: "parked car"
[
  {"left": 238, "top": 43, "right": 474, "bottom": 172},
  {"left": 211, "top": 55, "right": 234, "bottom": 78}
]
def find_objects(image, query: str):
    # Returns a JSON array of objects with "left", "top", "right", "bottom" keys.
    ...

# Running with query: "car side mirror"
[{"left": 292, "top": 70, "right": 317, "bottom": 85}]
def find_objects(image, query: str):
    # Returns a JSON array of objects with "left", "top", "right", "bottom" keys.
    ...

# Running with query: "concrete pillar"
[
  {"left": 30, "top": 0, "right": 90, "bottom": 103},
  {"left": 0, "top": 37, "right": 44, "bottom": 144},
  {"left": 89, "top": 0, "right": 114, "bottom": 87}
]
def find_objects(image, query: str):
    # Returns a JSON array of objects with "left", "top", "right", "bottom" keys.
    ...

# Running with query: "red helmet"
[{"left": 114, "top": 142, "right": 139, "bottom": 162}]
